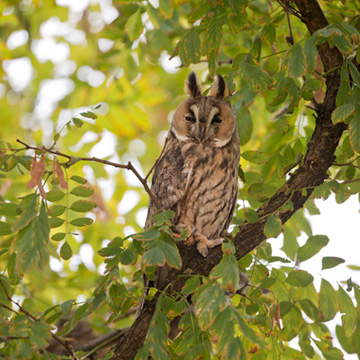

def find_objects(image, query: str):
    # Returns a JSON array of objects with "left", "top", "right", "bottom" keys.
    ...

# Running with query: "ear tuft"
[
  {"left": 210, "top": 74, "right": 228, "bottom": 99},
  {"left": 184, "top": 72, "right": 202, "bottom": 98}
]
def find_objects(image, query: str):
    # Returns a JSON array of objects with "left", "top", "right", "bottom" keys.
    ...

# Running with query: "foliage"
[{"left": 0, "top": 0, "right": 360, "bottom": 359}]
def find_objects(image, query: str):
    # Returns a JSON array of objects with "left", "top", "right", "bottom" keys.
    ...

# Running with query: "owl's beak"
[{"left": 198, "top": 123, "right": 207, "bottom": 142}]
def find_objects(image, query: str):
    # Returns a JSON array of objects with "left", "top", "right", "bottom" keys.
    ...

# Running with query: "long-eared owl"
[{"left": 146, "top": 72, "right": 240, "bottom": 257}]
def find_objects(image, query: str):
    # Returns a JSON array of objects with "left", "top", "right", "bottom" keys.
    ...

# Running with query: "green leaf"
[
  {"left": 227, "top": 0, "right": 248, "bottom": 14},
  {"left": 159, "top": 0, "right": 173, "bottom": 19},
  {"left": 300, "top": 299, "right": 320, "bottom": 321},
  {"left": 189, "top": 2, "right": 210, "bottom": 22},
  {"left": 46, "top": 189, "right": 65, "bottom": 202},
  {"left": 237, "top": 107, "right": 253, "bottom": 146},
  {"left": 264, "top": 215, "right": 282, "bottom": 238},
  {"left": 322, "top": 256, "right": 345, "bottom": 270},
  {"left": 135, "top": 345, "right": 150, "bottom": 360},
  {"left": 49, "top": 217, "right": 65, "bottom": 228},
  {"left": 207, "top": 49, "right": 217, "bottom": 77},
  {"left": 241, "top": 150, "right": 268, "bottom": 164},
  {"left": 160, "top": 237, "right": 182, "bottom": 269},
  {"left": 203, "top": 17, "right": 222, "bottom": 55},
  {"left": 11, "top": 194, "right": 38, "bottom": 231},
  {"left": 60, "top": 241, "right": 73, "bottom": 260},
  {"left": 183, "top": 275, "right": 200, "bottom": 295},
  {"left": 297, "top": 235, "right": 329, "bottom": 262},
  {"left": 145, "top": 3, "right": 159, "bottom": 28},
  {"left": 7, "top": 253, "right": 21, "bottom": 285},
  {"left": 0, "top": 202, "right": 20, "bottom": 216},
  {"left": 70, "top": 185, "right": 94, "bottom": 197},
  {"left": 332, "top": 103, "right": 355, "bottom": 124},
  {"left": 70, "top": 175, "right": 87, "bottom": 184},
  {"left": 304, "top": 78, "right": 322, "bottom": 91},
  {"left": 120, "top": 246, "right": 138, "bottom": 265},
  {"left": 30, "top": 321, "right": 52, "bottom": 348},
  {"left": 349, "top": 62, "right": 360, "bottom": 88},
  {"left": 70, "top": 200, "right": 96, "bottom": 212},
  {"left": 210, "top": 254, "right": 239, "bottom": 292},
  {"left": 262, "top": 23, "right": 276, "bottom": 46},
  {"left": 268, "top": 256, "right": 291, "bottom": 263},
  {"left": 51, "top": 232, "right": 66, "bottom": 241},
  {"left": 286, "top": 270, "right": 314, "bottom": 287},
  {"left": 270, "top": 92, "right": 287, "bottom": 107},
  {"left": 233, "top": 309, "right": 267, "bottom": 347},
  {"left": 125, "top": 8, "right": 143, "bottom": 42},
  {"left": 332, "top": 34, "right": 353, "bottom": 54},
  {"left": 349, "top": 113, "right": 360, "bottom": 153},
  {"left": 70, "top": 217, "right": 93, "bottom": 227},
  {"left": 319, "top": 279, "right": 337, "bottom": 321},
  {"left": 281, "top": 305, "right": 303, "bottom": 341},
  {"left": 142, "top": 247, "right": 166, "bottom": 267},
  {"left": 229, "top": 13, "right": 247, "bottom": 34},
  {"left": 0, "top": 275, "right": 12, "bottom": 318},
  {"left": 184, "top": 28, "right": 201, "bottom": 64},
  {"left": 48, "top": 204, "right": 66, "bottom": 217},
  {"left": 72, "top": 117, "right": 84, "bottom": 128},
  {"left": 304, "top": 38, "right": 317, "bottom": 73},
  {"left": 60, "top": 299, "right": 74, "bottom": 315},
  {"left": 57, "top": 302, "right": 89, "bottom": 336},
  {"left": 251, "top": 36, "right": 262, "bottom": 62},
  {"left": 240, "top": 62, "right": 271, "bottom": 93},
  {"left": 0, "top": 221, "right": 12, "bottom": 235},
  {"left": 336, "top": 62, "right": 352, "bottom": 107},
  {"left": 244, "top": 208, "right": 258, "bottom": 223},
  {"left": 288, "top": 43, "right": 306, "bottom": 78},
  {"left": 194, "top": 283, "right": 227, "bottom": 330},
  {"left": 313, "top": 339, "right": 344, "bottom": 360},
  {"left": 337, "top": 286, "right": 357, "bottom": 337},
  {"left": 248, "top": 183, "right": 276, "bottom": 201},
  {"left": 12, "top": 202, "right": 50, "bottom": 273}
]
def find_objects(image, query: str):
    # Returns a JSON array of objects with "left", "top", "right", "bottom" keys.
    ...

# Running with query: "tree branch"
[
  {"left": 110, "top": 1, "right": 346, "bottom": 359},
  {"left": 15, "top": 139, "right": 161, "bottom": 210},
  {"left": 0, "top": 278, "right": 79, "bottom": 360}
]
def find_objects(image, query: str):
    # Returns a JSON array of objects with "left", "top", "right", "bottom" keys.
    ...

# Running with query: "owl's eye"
[
  {"left": 185, "top": 115, "right": 196, "bottom": 122},
  {"left": 212, "top": 116, "right": 222, "bottom": 124}
]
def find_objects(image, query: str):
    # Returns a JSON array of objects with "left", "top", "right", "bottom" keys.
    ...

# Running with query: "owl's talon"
[
  {"left": 195, "top": 234, "right": 223, "bottom": 257},
  {"left": 196, "top": 242, "right": 209, "bottom": 257}
]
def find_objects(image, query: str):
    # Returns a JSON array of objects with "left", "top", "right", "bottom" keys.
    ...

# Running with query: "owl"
[{"left": 146, "top": 72, "right": 240, "bottom": 259}]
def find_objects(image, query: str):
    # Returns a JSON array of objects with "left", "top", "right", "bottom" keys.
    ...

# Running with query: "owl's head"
[{"left": 170, "top": 72, "right": 237, "bottom": 148}]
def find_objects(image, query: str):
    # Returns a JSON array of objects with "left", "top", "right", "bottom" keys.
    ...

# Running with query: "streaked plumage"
[{"left": 147, "top": 72, "right": 240, "bottom": 258}]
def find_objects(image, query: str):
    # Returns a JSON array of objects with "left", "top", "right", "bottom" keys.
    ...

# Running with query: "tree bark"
[{"left": 111, "top": 1, "right": 345, "bottom": 359}]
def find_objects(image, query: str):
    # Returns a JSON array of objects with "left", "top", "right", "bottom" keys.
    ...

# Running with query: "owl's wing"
[{"left": 146, "top": 138, "right": 186, "bottom": 225}]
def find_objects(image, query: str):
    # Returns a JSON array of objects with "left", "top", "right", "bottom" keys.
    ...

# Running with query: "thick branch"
[{"left": 111, "top": 1, "right": 345, "bottom": 359}]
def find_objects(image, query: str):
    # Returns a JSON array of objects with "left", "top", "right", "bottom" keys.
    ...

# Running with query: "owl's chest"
[{"left": 180, "top": 143, "right": 236, "bottom": 192}]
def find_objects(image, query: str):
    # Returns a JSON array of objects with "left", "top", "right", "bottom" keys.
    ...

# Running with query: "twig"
[
  {"left": 276, "top": 0, "right": 304, "bottom": 21},
  {"left": 145, "top": 136, "right": 169, "bottom": 181},
  {"left": 77, "top": 328, "right": 129, "bottom": 359},
  {"left": 0, "top": 276, "right": 79, "bottom": 359},
  {"left": 342, "top": 178, "right": 360, "bottom": 185},
  {"left": 16, "top": 139, "right": 161, "bottom": 210},
  {"left": 178, "top": 59, "right": 232, "bottom": 68}
]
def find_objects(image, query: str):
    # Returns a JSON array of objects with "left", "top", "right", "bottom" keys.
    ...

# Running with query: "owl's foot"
[{"left": 195, "top": 234, "right": 223, "bottom": 257}]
